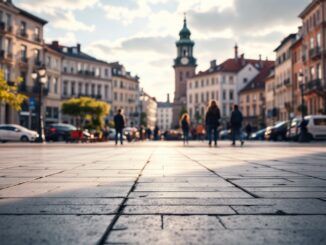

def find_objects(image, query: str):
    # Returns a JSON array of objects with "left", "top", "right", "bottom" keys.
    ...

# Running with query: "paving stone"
[
  {"left": 113, "top": 215, "right": 161, "bottom": 230},
  {"left": 107, "top": 229, "right": 326, "bottom": 245},
  {"left": 129, "top": 191, "right": 252, "bottom": 198},
  {"left": 0, "top": 215, "right": 114, "bottom": 245},
  {"left": 163, "top": 215, "right": 224, "bottom": 230}
]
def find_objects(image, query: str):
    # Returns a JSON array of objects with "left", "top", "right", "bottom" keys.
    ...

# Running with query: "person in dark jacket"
[
  {"left": 114, "top": 109, "right": 125, "bottom": 145},
  {"left": 205, "top": 100, "right": 221, "bottom": 147},
  {"left": 230, "top": 105, "right": 244, "bottom": 146},
  {"left": 180, "top": 113, "right": 190, "bottom": 145}
]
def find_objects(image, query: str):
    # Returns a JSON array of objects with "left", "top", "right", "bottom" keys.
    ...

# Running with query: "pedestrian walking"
[
  {"left": 205, "top": 100, "right": 221, "bottom": 147},
  {"left": 154, "top": 125, "right": 159, "bottom": 141},
  {"left": 113, "top": 109, "right": 125, "bottom": 145},
  {"left": 230, "top": 105, "right": 244, "bottom": 146},
  {"left": 180, "top": 113, "right": 190, "bottom": 145}
]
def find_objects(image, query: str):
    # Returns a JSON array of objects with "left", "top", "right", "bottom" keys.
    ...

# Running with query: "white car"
[
  {"left": 305, "top": 115, "right": 326, "bottom": 140},
  {"left": 0, "top": 124, "right": 39, "bottom": 143}
]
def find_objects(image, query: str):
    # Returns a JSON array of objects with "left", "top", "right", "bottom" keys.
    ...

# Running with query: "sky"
[{"left": 15, "top": 0, "right": 311, "bottom": 102}]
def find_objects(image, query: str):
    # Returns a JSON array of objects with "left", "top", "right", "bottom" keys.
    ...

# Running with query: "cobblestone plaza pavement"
[{"left": 0, "top": 141, "right": 326, "bottom": 245}]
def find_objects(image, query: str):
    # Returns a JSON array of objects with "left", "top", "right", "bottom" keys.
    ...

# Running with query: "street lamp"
[
  {"left": 32, "top": 65, "right": 47, "bottom": 143},
  {"left": 298, "top": 72, "right": 307, "bottom": 142}
]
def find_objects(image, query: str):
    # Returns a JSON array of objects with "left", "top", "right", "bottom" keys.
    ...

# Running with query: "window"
[
  {"left": 211, "top": 91, "right": 215, "bottom": 100},
  {"left": 189, "top": 82, "right": 192, "bottom": 89},
  {"left": 71, "top": 82, "right": 76, "bottom": 96},
  {"left": 216, "top": 91, "right": 219, "bottom": 101},
  {"left": 34, "top": 27, "right": 40, "bottom": 41},
  {"left": 78, "top": 82, "right": 82, "bottom": 95},
  {"left": 229, "top": 90, "right": 234, "bottom": 101},
  {"left": 189, "top": 95, "right": 193, "bottom": 104},
  {"left": 105, "top": 68, "right": 109, "bottom": 77},
  {"left": 195, "top": 93, "right": 198, "bottom": 103},
  {"left": 97, "top": 84, "right": 101, "bottom": 96},
  {"left": 63, "top": 81, "right": 68, "bottom": 96},
  {"left": 310, "top": 37, "right": 314, "bottom": 49},
  {"left": 114, "top": 92, "right": 117, "bottom": 100},
  {"left": 53, "top": 78, "right": 58, "bottom": 94},
  {"left": 317, "top": 64, "right": 321, "bottom": 79},
  {"left": 47, "top": 56, "right": 52, "bottom": 67},
  {"left": 34, "top": 49, "right": 41, "bottom": 65},
  {"left": 195, "top": 81, "right": 198, "bottom": 88},
  {"left": 47, "top": 76, "right": 51, "bottom": 93},
  {"left": 317, "top": 32, "right": 321, "bottom": 48},
  {"left": 21, "top": 45, "right": 27, "bottom": 62},
  {"left": 222, "top": 90, "right": 226, "bottom": 100},
  {"left": 4, "top": 37, "right": 11, "bottom": 55},
  {"left": 246, "top": 95, "right": 250, "bottom": 103},
  {"left": 243, "top": 78, "right": 248, "bottom": 83},
  {"left": 105, "top": 85, "right": 108, "bottom": 99},
  {"left": 20, "top": 21, "right": 27, "bottom": 36},
  {"left": 201, "top": 93, "right": 205, "bottom": 103},
  {"left": 85, "top": 84, "right": 89, "bottom": 95},
  {"left": 91, "top": 84, "right": 95, "bottom": 96}
]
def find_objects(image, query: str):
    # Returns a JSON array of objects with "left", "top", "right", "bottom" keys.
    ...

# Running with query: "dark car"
[
  {"left": 249, "top": 129, "right": 266, "bottom": 140},
  {"left": 265, "top": 121, "right": 288, "bottom": 141},
  {"left": 45, "top": 123, "right": 77, "bottom": 141},
  {"left": 219, "top": 129, "right": 247, "bottom": 140}
]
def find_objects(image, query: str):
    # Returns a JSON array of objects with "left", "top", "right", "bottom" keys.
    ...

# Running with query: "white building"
[
  {"left": 187, "top": 46, "right": 271, "bottom": 127},
  {"left": 156, "top": 94, "right": 173, "bottom": 131}
]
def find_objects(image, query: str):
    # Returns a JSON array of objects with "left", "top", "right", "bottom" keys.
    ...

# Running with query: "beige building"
[
  {"left": 48, "top": 41, "right": 113, "bottom": 125},
  {"left": 43, "top": 45, "right": 62, "bottom": 125},
  {"left": 239, "top": 63, "right": 274, "bottom": 129},
  {"left": 140, "top": 91, "right": 157, "bottom": 129},
  {"left": 0, "top": 0, "right": 47, "bottom": 128},
  {"left": 274, "top": 34, "right": 297, "bottom": 122},
  {"left": 111, "top": 62, "right": 140, "bottom": 127},
  {"left": 264, "top": 69, "right": 276, "bottom": 126}
]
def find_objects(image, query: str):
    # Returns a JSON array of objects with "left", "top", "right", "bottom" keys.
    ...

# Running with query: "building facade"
[
  {"left": 0, "top": 0, "right": 47, "bottom": 128},
  {"left": 140, "top": 91, "right": 157, "bottom": 129},
  {"left": 43, "top": 45, "right": 62, "bottom": 125},
  {"left": 111, "top": 62, "right": 140, "bottom": 127},
  {"left": 239, "top": 62, "right": 274, "bottom": 130},
  {"left": 156, "top": 94, "right": 172, "bottom": 131},
  {"left": 187, "top": 46, "right": 272, "bottom": 127},
  {"left": 274, "top": 34, "right": 297, "bottom": 122},
  {"left": 172, "top": 16, "right": 196, "bottom": 127},
  {"left": 299, "top": 0, "right": 326, "bottom": 115},
  {"left": 48, "top": 41, "right": 113, "bottom": 125},
  {"left": 264, "top": 69, "right": 276, "bottom": 126}
]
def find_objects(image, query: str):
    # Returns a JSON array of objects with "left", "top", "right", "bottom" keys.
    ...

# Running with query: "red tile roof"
[{"left": 192, "top": 58, "right": 274, "bottom": 78}]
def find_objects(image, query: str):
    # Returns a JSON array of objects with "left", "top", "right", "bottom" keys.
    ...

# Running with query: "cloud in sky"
[{"left": 15, "top": 0, "right": 311, "bottom": 101}]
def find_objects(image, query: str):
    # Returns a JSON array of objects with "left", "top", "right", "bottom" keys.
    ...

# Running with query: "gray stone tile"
[
  {"left": 129, "top": 191, "right": 252, "bottom": 198},
  {"left": 114, "top": 215, "right": 161, "bottom": 230},
  {"left": 163, "top": 215, "right": 224, "bottom": 230},
  {"left": 0, "top": 215, "right": 114, "bottom": 245}
]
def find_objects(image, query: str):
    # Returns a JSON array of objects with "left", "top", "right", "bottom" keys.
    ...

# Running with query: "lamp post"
[
  {"left": 298, "top": 72, "right": 307, "bottom": 142},
  {"left": 32, "top": 65, "right": 47, "bottom": 143}
]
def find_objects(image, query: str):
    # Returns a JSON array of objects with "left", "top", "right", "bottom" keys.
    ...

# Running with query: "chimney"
[
  {"left": 77, "top": 43, "right": 81, "bottom": 52},
  {"left": 167, "top": 93, "right": 170, "bottom": 103},
  {"left": 259, "top": 54, "right": 263, "bottom": 68},
  {"left": 234, "top": 43, "right": 238, "bottom": 60},
  {"left": 52, "top": 41, "right": 59, "bottom": 49},
  {"left": 240, "top": 53, "right": 245, "bottom": 66},
  {"left": 210, "top": 60, "right": 217, "bottom": 69}
]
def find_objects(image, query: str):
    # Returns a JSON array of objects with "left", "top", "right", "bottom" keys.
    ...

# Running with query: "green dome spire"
[{"left": 179, "top": 13, "right": 191, "bottom": 39}]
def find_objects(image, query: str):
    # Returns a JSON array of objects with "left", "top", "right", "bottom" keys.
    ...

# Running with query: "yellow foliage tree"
[{"left": 0, "top": 70, "right": 27, "bottom": 111}]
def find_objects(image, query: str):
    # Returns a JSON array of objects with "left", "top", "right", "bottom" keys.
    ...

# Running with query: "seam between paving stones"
[
  {"left": 177, "top": 150, "right": 259, "bottom": 198},
  {"left": 96, "top": 149, "right": 155, "bottom": 245}
]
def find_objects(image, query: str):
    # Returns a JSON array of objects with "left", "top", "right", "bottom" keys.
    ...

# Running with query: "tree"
[
  {"left": 62, "top": 97, "right": 110, "bottom": 130},
  {"left": 0, "top": 70, "right": 27, "bottom": 111}
]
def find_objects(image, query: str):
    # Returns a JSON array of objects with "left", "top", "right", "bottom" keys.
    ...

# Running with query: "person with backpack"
[
  {"left": 205, "top": 100, "right": 221, "bottom": 147},
  {"left": 230, "top": 105, "right": 244, "bottom": 146}
]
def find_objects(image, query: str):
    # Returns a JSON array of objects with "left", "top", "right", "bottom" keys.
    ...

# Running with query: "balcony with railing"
[
  {"left": 305, "top": 79, "right": 323, "bottom": 94},
  {"left": 309, "top": 47, "right": 321, "bottom": 60}
]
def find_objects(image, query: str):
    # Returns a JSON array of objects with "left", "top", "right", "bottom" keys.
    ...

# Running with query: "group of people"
[{"left": 180, "top": 100, "right": 244, "bottom": 147}]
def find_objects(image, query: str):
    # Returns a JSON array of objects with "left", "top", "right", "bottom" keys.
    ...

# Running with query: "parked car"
[
  {"left": 163, "top": 130, "right": 182, "bottom": 141},
  {"left": 287, "top": 118, "right": 301, "bottom": 141},
  {"left": 219, "top": 129, "right": 247, "bottom": 140},
  {"left": 45, "top": 123, "right": 77, "bottom": 141},
  {"left": 265, "top": 121, "right": 288, "bottom": 141},
  {"left": 249, "top": 129, "right": 266, "bottom": 140},
  {"left": 304, "top": 115, "right": 326, "bottom": 140},
  {"left": 0, "top": 124, "right": 38, "bottom": 143}
]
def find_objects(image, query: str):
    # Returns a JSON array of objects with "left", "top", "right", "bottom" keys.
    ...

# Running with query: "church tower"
[{"left": 172, "top": 15, "right": 197, "bottom": 126}]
